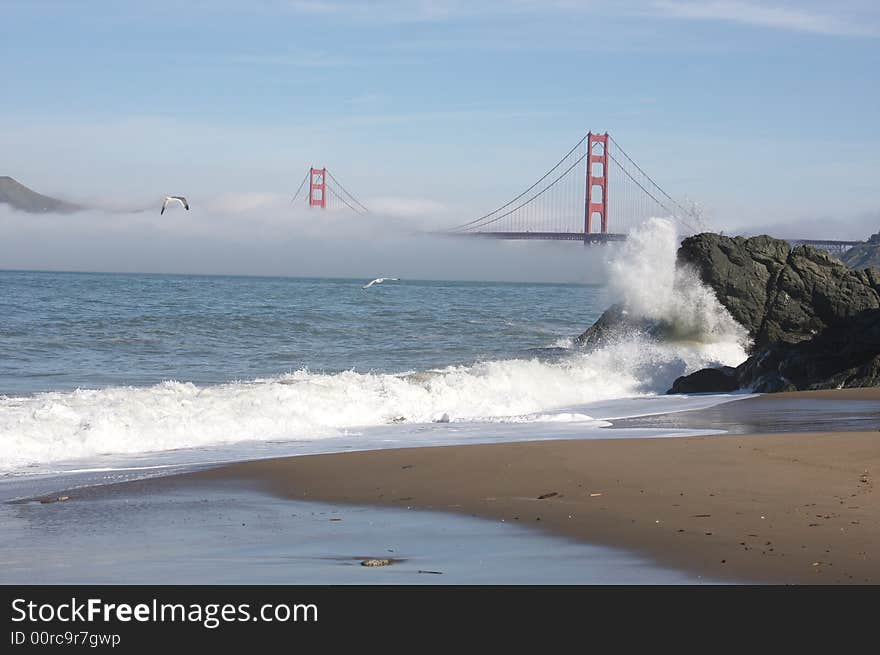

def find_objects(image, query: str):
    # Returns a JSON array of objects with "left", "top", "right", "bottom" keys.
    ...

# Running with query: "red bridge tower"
[
  {"left": 585, "top": 132, "right": 609, "bottom": 236},
  {"left": 309, "top": 167, "right": 327, "bottom": 209}
]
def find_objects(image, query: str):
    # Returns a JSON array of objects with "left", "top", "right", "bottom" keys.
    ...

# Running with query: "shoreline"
[
  {"left": 12, "top": 388, "right": 880, "bottom": 584},
  {"left": 2, "top": 485, "right": 711, "bottom": 584},
  {"left": 156, "top": 389, "right": 880, "bottom": 584}
]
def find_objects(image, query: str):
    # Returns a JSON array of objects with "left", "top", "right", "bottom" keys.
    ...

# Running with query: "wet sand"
[
  {"left": 611, "top": 388, "right": 880, "bottom": 435},
  {"left": 174, "top": 389, "right": 880, "bottom": 584},
  {"left": 1, "top": 486, "right": 712, "bottom": 584}
]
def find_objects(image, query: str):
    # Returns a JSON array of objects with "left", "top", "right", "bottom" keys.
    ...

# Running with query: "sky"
[{"left": 1, "top": 0, "right": 878, "bottom": 280}]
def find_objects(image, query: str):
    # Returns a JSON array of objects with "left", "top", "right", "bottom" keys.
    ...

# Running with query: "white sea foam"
[
  {"left": 609, "top": 217, "right": 749, "bottom": 346},
  {"left": 0, "top": 339, "right": 737, "bottom": 471},
  {"left": 0, "top": 219, "right": 750, "bottom": 471}
]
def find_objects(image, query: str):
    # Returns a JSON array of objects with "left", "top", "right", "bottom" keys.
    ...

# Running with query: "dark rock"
[
  {"left": 736, "top": 308, "right": 880, "bottom": 391},
  {"left": 576, "top": 303, "right": 668, "bottom": 348},
  {"left": 841, "top": 230, "right": 880, "bottom": 271},
  {"left": 668, "top": 366, "right": 739, "bottom": 394},
  {"left": 677, "top": 233, "right": 880, "bottom": 349},
  {"left": 577, "top": 230, "right": 880, "bottom": 393}
]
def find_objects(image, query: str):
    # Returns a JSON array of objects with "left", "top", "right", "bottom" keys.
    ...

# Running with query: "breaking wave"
[{"left": 0, "top": 218, "right": 748, "bottom": 471}]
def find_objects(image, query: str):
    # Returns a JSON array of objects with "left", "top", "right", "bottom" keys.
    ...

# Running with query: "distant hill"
[
  {"left": 0, "top": 176, "right": 82, "bottom": 213},
  {"left": 841, "top": 231, "right": 880, "bottom": 270}
]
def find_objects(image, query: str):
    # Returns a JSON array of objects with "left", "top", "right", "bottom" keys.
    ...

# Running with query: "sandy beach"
[
  {"left": 169, "top": 389, "right": 880, "bottom": 584},
  {"left": 8, "top": 389, "right": 878, "bottom": 584}
]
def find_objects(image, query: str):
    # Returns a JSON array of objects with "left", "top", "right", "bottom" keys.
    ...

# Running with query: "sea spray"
[
  {"left": 608, "top": 218, "right": 750, "bottom": 347},
  {"left": 0, "top": 224, "right": 751, "bottom": 471},
  {"left": 1, "top": 342, "right": 740, "bottom": 471}
]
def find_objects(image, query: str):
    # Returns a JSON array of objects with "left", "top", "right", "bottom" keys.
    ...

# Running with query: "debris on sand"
[
  {"left": 537, "top": 492, "right": 559, "bottom": 500},
  {"left": 39, "top": 496, "right": 70, "bottom": 504},
  {"left": 361, "top": 558, "right": 393, "bottom": 567}
]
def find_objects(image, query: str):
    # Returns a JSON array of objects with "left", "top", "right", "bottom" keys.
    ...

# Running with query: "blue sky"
[{"left": 1, "top": 1, "right": 878, "bottom": 255}]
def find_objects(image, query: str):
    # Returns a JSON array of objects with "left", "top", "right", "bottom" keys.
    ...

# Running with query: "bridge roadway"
[
  {"left": 453, "top": 232, "right": 862, "bottom": 254},
  {"left": 453, "top": 232, "right": 628, "bottom": 243},
  {"left": 787, "top": 239, "right": 863, "bottom": 255}
]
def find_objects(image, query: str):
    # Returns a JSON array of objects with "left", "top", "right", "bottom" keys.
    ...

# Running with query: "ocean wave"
[
  {"left": 0, "top": 218, "right": 749, "bottom": 471},
  {"left": 0, "top": 333, "right": 744, "bottom": 470}
]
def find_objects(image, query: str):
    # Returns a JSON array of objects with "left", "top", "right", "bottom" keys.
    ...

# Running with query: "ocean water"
[
  {"left": 0, "top": 271, "right": 602, "bottom": 395},
  {"left": 0, "top": 219, "right": 751, "bottom": 487}
]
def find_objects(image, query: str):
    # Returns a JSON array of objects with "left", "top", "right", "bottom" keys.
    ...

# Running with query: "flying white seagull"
[
  {"left": 362, "top": 277, "right": 399, "bottom": 289},
  {"left": 160, "top": 196, "right": 189, "bottom": 215}
]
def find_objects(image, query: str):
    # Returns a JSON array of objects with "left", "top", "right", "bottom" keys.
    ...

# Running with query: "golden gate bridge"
[
  {"left": 291, "top": 132, "right": 863, "bottom": 253},
  {"left": 291, "top": 166, "right": 369, "bottom": 214}
]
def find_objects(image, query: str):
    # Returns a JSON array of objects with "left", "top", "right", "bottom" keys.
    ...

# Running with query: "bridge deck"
[
  {"left": 451, "top": 232, "right": 628, "bottom": 243},
  {"left": 787, "top": 238, "right": 862, "bottom": 252},
  {"left": 450, "top": 232, "right": 862, "bottom": 253}
]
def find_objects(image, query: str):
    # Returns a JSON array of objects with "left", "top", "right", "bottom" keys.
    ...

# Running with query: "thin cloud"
[
  {"left": 283, "top": 0, "right": 605, "bottom": 25},
  {"left": 283, "top": 0, "right": 879, "bottom": 36},
  {"left": 0, "top": 203, "right": 609, "bottom": 283},
  {"left": 284, "top": 0, "right": 492, "bottom": 23},
  {"left": 733, "top": 209, "right": 880, "bottom": 241},
  {"left": 225, "top": 52, "right": 355, "bottom": 68},
  {"left": 653, "top": 1, "right": 880, "bottom": 37},
  {"left": 367, "top": 197, "right": 449, "bottom": 223}
]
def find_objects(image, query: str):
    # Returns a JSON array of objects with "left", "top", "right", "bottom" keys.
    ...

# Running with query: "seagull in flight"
[
  {"left": 160, "top": 196, "right": 189, "bottom": 215},
  {"left": 362, "top": 277, "right": 399, "bottom": 289}
]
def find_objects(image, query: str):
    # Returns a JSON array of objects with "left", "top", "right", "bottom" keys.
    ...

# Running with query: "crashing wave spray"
[
  {"left": 0, "top": 220, "right": 751, "bottom": 471},
  {"left": 0, "top": 363, "right": 610, "bottom": 470},
  {"left": 608, "top": 217, "right": 750, "bottom": 347}
]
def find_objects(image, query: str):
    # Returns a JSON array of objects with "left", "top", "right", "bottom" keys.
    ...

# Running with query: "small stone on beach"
[
  {"left": 361, "top": 559, "right": 393, "bottom": 567},
  {"left": 40, "top": 496, "right": 70, "bottom": 504}
]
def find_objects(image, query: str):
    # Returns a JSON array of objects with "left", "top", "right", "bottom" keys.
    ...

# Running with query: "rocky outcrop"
[
  {"left": 672, "top": 307, "right": 880, "bottom": 393},
  {"left": 0, "top": 176, "right": 81, "bottom": 214},
  {"left": 668, "top": 367, "right": 739, "bottom": 394},
  {"left": 574, "top": 230, "right": 880, "bottom": 394},
  {"left": 841, "top": 231, "right": 880, "bottom": 271},
  {"left": 677, "top": 233, "right": 880, "bottom": 350},
  {"left": 576, "top": 304, "right": 668, "bottom": 348},
  {"left": 665, "top": 234, "right": 880, "bottom": 393},
  {"left": 735, "top": 309, "right": 880, "bottom": 392}
]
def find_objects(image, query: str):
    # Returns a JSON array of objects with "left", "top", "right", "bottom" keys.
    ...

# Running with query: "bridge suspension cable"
[
  {"left": 448, "top": 134, "right": 587, "bottom": 232},
  {"left": 326, "top": 180, "right": 368, "bottom": 214},
  {"left": 454, "top": 150, "right": 588, "bottom": 231},
  {"left": 291, "top": 170, "right": 309, "bottom": 204},
  {"left": 447, "top": 131, "right": 705, "bottom": 240},
  {"left": 607, "top": 135, "right": 705, "bottom": 233},
  {"left": 294, "top": 166, "right": 369, "bottom": 214},
  {"left": 607, "top": 151, "right": 699, "bottom": 234},
  {"left": 326, "top": 169, "right": 370, "bottom": 213}
]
